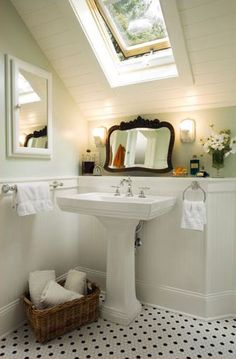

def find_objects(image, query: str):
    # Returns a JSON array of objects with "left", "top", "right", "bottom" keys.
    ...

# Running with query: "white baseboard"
[
  {"left": 76, "top": 265, "right": 236, "bottom": 320},
  {"left": 136, "top": 280, "right": 236, "bottom": 320},
  {"left": 1, "top": 266, "right": 235, "bottom": 338},
  {"left": 141, "top": 301, "right": 235, "bottom": 322},
  {"left": 0, "top": 299, "right": 25, "bottom": 339}
]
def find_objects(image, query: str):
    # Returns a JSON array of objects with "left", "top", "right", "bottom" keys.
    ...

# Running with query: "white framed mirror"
[{"left": 5, "top": 55, "right": 52, "bottom": 158}]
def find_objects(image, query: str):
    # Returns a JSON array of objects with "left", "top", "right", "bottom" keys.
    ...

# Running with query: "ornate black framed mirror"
[
  {"left": 24, "top": 126, "right": 48, "bottom": 148},
  {"left": 104, "top": 116, "right": 175, "bottom": 173}
]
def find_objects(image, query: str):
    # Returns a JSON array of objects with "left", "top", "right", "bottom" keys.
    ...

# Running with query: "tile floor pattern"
[{"left": 1, "top": 300, "right": 236, "bottom": 359}]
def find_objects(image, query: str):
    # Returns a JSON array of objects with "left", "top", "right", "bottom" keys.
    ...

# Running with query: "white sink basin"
[
  {"left": 57, "top": 192, "right": 176, "bottom": 220},
  {"left": 57, "top": 191, "right": 176, "bottom": 325}
]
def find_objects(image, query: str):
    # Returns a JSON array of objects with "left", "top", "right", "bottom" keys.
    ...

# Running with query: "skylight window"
[
  {"left": 70, "top": 0, "right": 193, "bottom": 87},
  {"left": 93, "top": 0, "right": 170, "bottom": 58}
]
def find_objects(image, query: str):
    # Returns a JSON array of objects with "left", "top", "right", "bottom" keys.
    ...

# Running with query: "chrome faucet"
[{"left": 120, "top": 177, "right": 133, "bottom": 197}]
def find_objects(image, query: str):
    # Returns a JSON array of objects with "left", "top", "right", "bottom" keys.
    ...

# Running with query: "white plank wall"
[{"left": 11, "top": 0, "right": 236, "bottom": 121}]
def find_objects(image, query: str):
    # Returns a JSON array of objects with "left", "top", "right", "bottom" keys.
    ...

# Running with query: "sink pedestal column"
[{"left": 97, "top": 217, "right": 142, "bottom": 325}]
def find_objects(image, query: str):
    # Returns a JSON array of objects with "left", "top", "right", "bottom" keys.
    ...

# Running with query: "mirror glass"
[
  {"left": 6, "top": 55, "right": 52, "bottom": 158},
  {"left": 18, "top": 69, "right": 48, "bottom": 149},
  {"left": 104, "top": 117, "right": 174, "bottom": 173}
]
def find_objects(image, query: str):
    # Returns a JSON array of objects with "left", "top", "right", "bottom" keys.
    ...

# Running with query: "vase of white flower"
[
  {"left": 212, "top": 150, "right": 224, "bottom": 177},
  {"left": 200, "top": 124, "right": 236, "bottom": 177}
]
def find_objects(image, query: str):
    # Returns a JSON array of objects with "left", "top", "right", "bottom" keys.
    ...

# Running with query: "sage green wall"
[
  {"left": 88, "top": 106, "right": 236, "bottom": 177},
  {"left": 0, "top": 0, "right": 88, "bottom": 178}
]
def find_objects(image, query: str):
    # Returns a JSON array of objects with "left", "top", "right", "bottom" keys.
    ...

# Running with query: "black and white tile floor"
[{"left": 1, "top": 299, "right": 236, "bottom": 359}]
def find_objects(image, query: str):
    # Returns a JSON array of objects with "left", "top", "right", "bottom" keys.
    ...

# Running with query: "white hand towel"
[
  {"left": 40, "top": 280, "right": 84, "bottom": 308},
  {"left": 64, "top": 270, "right": 87, "bottom": 295},
  {"left": 29, "top": 270, "right": 56, "bottom": 308},
  {"left": 181, "top": 200, "right": 206, "bottom": 231},
  {"left": 13, "top": 182, "right": 53, "bottom": 216}
]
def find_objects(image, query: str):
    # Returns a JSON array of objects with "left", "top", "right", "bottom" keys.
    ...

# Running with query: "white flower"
[
  {"left": 230, "top": 137, "right": 236, "bottom": 154},
  {"left": 200, "top": 126, "right": 235, "bottom": 158},
  {"left": 203, "top": 142, "right": 210, "bottom": 153}
]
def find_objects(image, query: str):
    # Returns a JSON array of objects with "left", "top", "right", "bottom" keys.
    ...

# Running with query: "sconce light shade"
[
  {"left": 92, "top": 126, "right": 107, "bottom": 146},
  {"left": 180, "top": 118, "right": 196, "bottom": 143}
]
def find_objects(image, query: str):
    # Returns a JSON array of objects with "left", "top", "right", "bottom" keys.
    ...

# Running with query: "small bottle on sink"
[{"left": 190, "top": 155, "right": 200, "bottom": 176}]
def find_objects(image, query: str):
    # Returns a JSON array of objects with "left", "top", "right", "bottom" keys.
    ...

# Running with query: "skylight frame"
[
  {"left": 91, "top": 0, "right": 170, "bottom": 58},
  {"left": 69, "top": 0, "right": 193, "bottom": 88}
]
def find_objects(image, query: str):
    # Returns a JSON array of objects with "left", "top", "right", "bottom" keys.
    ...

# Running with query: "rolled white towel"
[
  {"left": 64, "top": 269, "right": 87, "bottom": 295},
  {"left": 40, "top": 280, "right": 84, "bottom": 308},
  {"left": 29, "top": 270, "right": 56, "bottom": 308}
]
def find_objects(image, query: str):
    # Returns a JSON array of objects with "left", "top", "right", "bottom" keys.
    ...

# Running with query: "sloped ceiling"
[{"left": 11, "top": 0, "right": 236, "bottom": 121}]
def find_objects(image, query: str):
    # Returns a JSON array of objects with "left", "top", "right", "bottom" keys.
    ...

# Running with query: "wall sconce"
[
  {"left": 92, "top": 126, "right": 107, "bottom": 146},
  {"left": 180, "top": 118, "right": 196, "bottom": 143}
]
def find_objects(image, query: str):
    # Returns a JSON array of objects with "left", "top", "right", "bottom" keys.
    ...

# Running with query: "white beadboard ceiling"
[{"left": 11, "top": 0, "right": 236, "bottom": 121}]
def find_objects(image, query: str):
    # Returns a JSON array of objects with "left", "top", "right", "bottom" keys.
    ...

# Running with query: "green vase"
[{"left": 212, "top": 150, "right": 224, "bottom": 177}]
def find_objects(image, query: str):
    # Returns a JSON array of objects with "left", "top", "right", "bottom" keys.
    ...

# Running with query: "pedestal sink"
[{"left": 57, "top": 192, "right": 176, "bottom": 325}]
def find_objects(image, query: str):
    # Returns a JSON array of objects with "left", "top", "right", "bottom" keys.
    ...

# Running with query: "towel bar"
[
  {"left": 51, "top": 181, "right": 64, "bottom": 190},
  {"left": 1, "top": 181, "right": 64, "bottom": 194},
  {"left": 1, "top": 184, "right": 17, "bottom": 194},
  {"left": 183, "top": 181, "right": 206, "bottom": 202}
]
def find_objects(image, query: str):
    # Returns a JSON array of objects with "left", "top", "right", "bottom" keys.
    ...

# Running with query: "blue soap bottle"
[{"left": 190, "top": 155, "right": 200, "bottom": 176}]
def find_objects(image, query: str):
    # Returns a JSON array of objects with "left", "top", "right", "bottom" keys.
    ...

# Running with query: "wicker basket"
[{"left": 23, "top": 280, "right": 100, "bottom": 343}]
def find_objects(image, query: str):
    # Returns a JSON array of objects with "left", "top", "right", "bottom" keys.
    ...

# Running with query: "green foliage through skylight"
[{"left": 103, "top": 0, "right": 167, "bottom": 47}]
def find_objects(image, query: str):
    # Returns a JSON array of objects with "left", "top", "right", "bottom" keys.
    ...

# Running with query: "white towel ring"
[{"left": 183, "top": 181, "right": 206, "bottom": 202}]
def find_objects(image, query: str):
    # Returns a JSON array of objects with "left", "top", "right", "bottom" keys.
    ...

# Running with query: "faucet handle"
[
  {"left": 138, "top": 187, "right": 150, "bottom": 198},
  {"left": 111, "top": 185, "right": 121, "bottom": 196}
]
